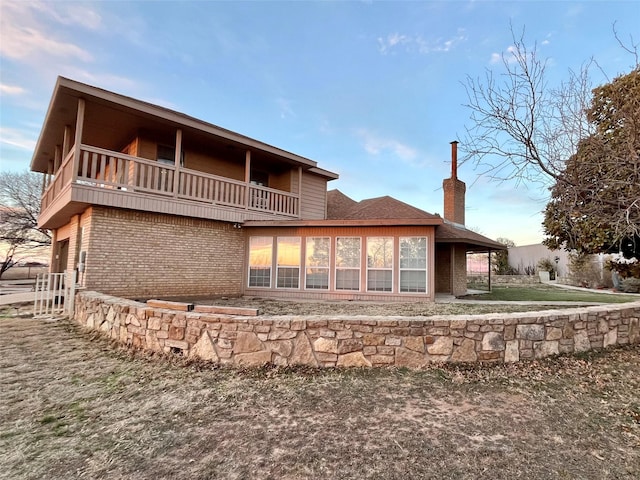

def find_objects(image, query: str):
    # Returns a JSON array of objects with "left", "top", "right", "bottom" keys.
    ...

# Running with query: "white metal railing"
[
  {"left": 40, "top": 144, "right": 299, "bottom": 217},
  {"left": 33, "top": 270, "right": 77, "bottom": 318}
]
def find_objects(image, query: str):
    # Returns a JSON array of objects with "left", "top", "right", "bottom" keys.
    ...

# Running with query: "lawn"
[
  {"left": 462, "top": 284, "right": 639, "bottom": 303},
  {"left": 1, "top": 315, "right": 639, "bottom": 479}
]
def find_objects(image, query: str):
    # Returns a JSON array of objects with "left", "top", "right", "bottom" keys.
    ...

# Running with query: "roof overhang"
[
  {"left": 435, "top": 221, "right": 507, "bottom": 251},
  {"left": 31, "top": 77, "right": 339, "bottom": 181},
  {"left": 244, "top": 217, "right": 444, "bottom": 228}
]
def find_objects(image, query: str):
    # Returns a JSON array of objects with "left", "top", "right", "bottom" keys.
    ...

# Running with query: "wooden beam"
[
  {"left": 54, "top": 145, "right": 62, "bottom": 173},
  {"left": 72, "top": 98, "right": 85, "bottom": 182},
  {"left": 298, "top": 166, "right": 302, "bottom": 218},
  {"left": 244, "top": 150, "right": 251, "bottom": 210},
  {"left": 173, "top": 128, "right": 182, "bottom": 197},
  {"left": 62, "top": 126, "right": 72, "bottom": 159}
]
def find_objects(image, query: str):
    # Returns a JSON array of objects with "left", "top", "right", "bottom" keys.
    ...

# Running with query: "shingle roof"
[
  {"left": 247, "top": 189, "right": 505, "bottom": 251},
  {"left": 436, "top": 221, "right": 506, "bottom": 250},
  {"left": 326, "top": 189, "right": 358, "bottom": 220},
  {"left": 326, "top": 190, "right": 440, "bottom": 221}
]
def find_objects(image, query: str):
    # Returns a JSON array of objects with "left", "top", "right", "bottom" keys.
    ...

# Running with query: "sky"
[{"left": 1, "top": 0, "right": 638, "bottom": 246}]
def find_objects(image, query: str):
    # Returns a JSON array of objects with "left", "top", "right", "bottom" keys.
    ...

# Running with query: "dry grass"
[
  {"left": 1, "top": 314, "right": 639, "bottom": 480},
  {"left": 172, "top": 296, "right": 587, "bottom": 316}
]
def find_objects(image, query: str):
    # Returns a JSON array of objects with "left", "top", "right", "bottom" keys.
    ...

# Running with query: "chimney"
[{"left": 442, "top": 140, "right": 466, "bottom": 225}]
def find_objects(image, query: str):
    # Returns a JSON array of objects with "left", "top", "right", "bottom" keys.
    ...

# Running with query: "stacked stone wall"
[{"left": 75, "top": 291, "right": 640, "bottom": 368}]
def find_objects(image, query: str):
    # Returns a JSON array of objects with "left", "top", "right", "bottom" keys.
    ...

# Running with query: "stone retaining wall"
[{"left": 75, "top": 291, "right": 640, "bottom": 368}]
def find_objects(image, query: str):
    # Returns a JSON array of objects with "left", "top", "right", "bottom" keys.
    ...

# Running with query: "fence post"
[{"left": 66, "top": 269, "right": 77, "bottom": 317}]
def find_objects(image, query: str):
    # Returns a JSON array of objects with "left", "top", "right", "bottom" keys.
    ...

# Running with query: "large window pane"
[
  {"left": 336, "top": 237, "right": 360, "bottom": 268},
  {"left": 336, "top": 269, "right": 360, "bottom": 290},
  {"left": 336, "top": 237, "right": 360, "bottom": 290},
  {"left": 306, "top": 237, "right": 330, "bottom": 289},
  {"left": 249, "top": 237, "right": 272, "bottom": 287},
  {"left": 400, "top": 237, "right": 427, "bottom": 293},
  {"left": 368, "top": 270, "right": 393, "bottom": 291},
  {"left": 277, "top": 237, "right": 300, "bottom": 288},
  {"left": 400, "top": 270, "right": 426, "bottom": 293},
  {"left": 400, "top": 237, "right": 427, "bottom": 268},
  {"left": 367, "top": 237, "right": 393, "bottom": 292}
]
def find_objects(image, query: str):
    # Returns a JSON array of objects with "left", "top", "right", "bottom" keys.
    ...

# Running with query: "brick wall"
[
  {"left": 81, "top": 207, "right": 245, "bottom": 298},
  {"left": 435, "top": 244, "right": 451, "bottom": 293},
  {"left": 451, "top": 244, "right": 468, "bottom": 296},
  {"left": 75, "top": 291, "right": 640, "bottom": 368},
  {"left": 442, "top": 177, "right": 466, "bottom": 225}
]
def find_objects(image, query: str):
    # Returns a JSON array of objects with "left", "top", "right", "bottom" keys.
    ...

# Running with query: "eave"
[{"left": 243, "top": 217, "right": 444, "bottom": 228}]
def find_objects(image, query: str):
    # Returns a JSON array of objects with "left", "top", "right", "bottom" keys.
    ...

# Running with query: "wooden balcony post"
[
  {"left": 62, "top": 126, "right": 72, "bottom": 159},
  {"left": 173, "top": 128, "right": 182, "bottom": 197},
  {"left": 244, "top": 150, "right": 251, "bottom": 210},
  {"left": 72, "top": 98, "right": 85, "bottom": 182},
  {"left": 54, "top": 145, "right": 62, "bottom": 174},
  {"left": 298, "top": 166, "right": 302, "bottom": 218}
]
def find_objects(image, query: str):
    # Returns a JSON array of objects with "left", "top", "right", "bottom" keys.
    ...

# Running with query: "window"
[
  {"left": 305, "top": 237, "right": 330, "bottom": 289},
  {"left": 335, "top": 237, "right": 361, "bottom": 290},
  {"left": 248, "top": 237, "right": 272, "bottom": 287},
  {"left": 157, "top": 145, "right": 176, "bottom": 165},
  {"left": 156, "top": 144, "right": 184, "bottom": 166},
  {"left": 400, "top": 237, "right": 427, "bottom": 293},
  {"left": 367, "top": 237, "right": 393, "bottom": 292},
  {"left": 276, "top": 237, "right": 301, "bottom": 288},
  {"left": 250, "top": 170, "right": 269, "bottom": 186}
]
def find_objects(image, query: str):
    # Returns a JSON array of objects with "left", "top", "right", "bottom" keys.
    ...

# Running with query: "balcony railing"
[{"left": 41, "top": 145, "right": 299, "bottom": 218}]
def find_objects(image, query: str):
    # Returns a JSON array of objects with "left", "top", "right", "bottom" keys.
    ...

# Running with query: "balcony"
[{"left": 39, "top": 145, "right": 300, "bottom": 229}]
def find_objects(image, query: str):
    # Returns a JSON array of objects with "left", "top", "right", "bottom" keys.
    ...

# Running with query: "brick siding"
[{"left": 78, "top": 207, "right": 245, "bottom": 298}]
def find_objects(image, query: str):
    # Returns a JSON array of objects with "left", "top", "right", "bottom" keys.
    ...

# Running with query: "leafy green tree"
[{"left": 542, "top": 67, "right": 640, "bottom": 257}]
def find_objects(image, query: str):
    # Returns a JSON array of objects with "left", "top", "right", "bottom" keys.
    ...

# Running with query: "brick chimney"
[{"left": 442, "top": 140, "right": 466, "bottom": 225}]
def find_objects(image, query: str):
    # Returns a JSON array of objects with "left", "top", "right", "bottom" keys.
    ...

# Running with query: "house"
[{"left": 31, "top": 77, "right": 504, "bottom": 302}]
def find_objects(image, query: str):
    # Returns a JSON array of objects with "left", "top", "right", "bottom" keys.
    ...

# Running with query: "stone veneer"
[{"left": 75, "top": 291, "right": 640, "bottom": 368}]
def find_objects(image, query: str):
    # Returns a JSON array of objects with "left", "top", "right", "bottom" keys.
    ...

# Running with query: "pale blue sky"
[{"left": 1, "top": 0, "right": 638, "bottom": 245}]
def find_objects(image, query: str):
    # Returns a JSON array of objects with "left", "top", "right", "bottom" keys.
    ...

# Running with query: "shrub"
[{"left": 567, "top": 252, "right": 607, "bottom": 288}]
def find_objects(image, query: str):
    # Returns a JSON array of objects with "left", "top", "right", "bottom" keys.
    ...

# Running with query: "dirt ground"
[{"left": 1, "top": 314, "right": 639, "bottom": 480}]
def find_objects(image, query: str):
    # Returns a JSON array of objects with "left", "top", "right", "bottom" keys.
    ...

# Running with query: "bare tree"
[
  {"left": 462, "top": 25, "right": 639, "bottom": 258},
  {"left": 461, "top": 25, "right": 593, "bottom": 186},
  {"left": 0, "top": 171, "right": 51, "bottom": 278}
]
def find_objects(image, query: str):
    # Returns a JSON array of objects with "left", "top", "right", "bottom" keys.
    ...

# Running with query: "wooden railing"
[
  {"left": 41, "top": 145, "right": 299, "bottom": 217},
  {"left": 41, "top": 150, "right": 75, "bottom": 212}
]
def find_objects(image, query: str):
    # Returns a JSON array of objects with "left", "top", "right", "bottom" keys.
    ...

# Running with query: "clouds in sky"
[
  {"left": 0, "top": 1, "right": 97, "bottom": 65},
  {"left": 377, "top": 30, "right": 466, "bottom": 55},
  {"left": 355, "top": 128, "right": 421, "bottom": 166},
  {"left": 0, "top": 84, "right": 25, "bottom": 96},
  {"left": 0, "top": 127, "right": 36, "bottom": 151},
  {"left": 2, "top": 0, "right": 637, "bottom": 246}
]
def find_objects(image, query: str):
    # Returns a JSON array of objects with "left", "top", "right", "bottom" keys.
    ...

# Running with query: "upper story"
[{"left": 31, "top": 77, "right": 339, "bottom": 230}]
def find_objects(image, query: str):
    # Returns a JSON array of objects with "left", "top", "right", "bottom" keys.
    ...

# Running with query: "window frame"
[
  {"left": 335, "top": 236, "right": 361, "bottom": 291},
  {"left": 366, "top": 236, "right": 394, "bottom": 292},
  {"left": 248, "top": 236, "right": 273, "bottom": 288},
  {"left": 304, "top": 237, "right": 331, "bottom": 290},
  {"left": 399, "top": 236, "right": 428, "bottom": 294},
  {"left": 276, "top": 236, "right": 301, "bottom": 289}
]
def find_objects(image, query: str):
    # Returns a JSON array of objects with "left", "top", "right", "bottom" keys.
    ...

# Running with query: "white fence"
[{"left": 33, "top": 270, "right": 77, "bottom": 318}]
